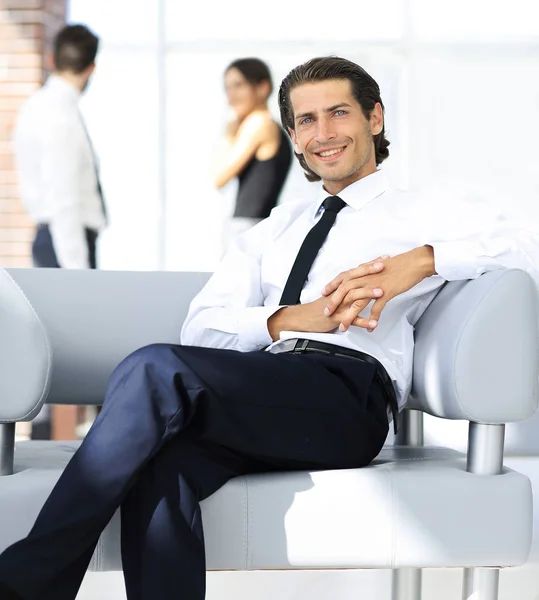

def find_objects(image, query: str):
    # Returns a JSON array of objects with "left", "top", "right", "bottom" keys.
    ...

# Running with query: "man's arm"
[
  {"left": 42, "top": 117, "right": 89, "bottom": 269},
  {"left": 324, "top": 193, "right": 539, "bottom": 332},
  {"left": 181, "top": 205, "right": 389, "bottom": 349},
  {"left": 181, "top": 212, "right": 285, "bottom": 351},
  {"left": 427, "top": 196, "right": 539, "bottom": 284}
]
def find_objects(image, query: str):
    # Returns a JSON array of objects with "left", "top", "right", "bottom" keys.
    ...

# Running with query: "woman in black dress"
[{"left": 214, "top": 58, "right": 292, "bottom": 249}]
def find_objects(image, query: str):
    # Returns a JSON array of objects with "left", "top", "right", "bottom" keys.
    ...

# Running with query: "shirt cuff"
[
  {"left": 236, "top": 306, "right": 284, "bottom": 352},
  {"left": 431, "top": 240, "right": 488, "bottom": 281}
]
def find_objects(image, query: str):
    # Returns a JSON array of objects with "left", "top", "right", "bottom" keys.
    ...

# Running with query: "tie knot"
[{"left": 322, "top": 195, "right": 346, "bottom": 213}]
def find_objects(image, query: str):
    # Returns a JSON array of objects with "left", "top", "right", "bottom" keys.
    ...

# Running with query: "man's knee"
[
  {"left": 108, "top": 343, "right": 184, "bottom": 390},
  {"left": 103, "top": 343, "right": 199, "bottom": 421},
  {"left": 125, "top": 342, "right": 178, "bottom": 364}
]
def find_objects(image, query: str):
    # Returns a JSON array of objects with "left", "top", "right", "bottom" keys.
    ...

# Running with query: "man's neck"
[
  {"left": 53, "top": 71, "right": 85, "bottom": 94},
  {"left": 322, "top": 165, "right": 377, "bottom": 196}
]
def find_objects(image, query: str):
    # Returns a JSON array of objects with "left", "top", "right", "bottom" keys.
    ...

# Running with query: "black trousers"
[
  {"left": 0, "top": 343, "right": 389, "bottom": 600},
  {"left": 32, "top": 224, "right": 98, "bottom": 269}
]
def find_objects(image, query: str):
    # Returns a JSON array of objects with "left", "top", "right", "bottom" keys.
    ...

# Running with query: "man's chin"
[
  {"left": 305, "top": 163, "right": 343, "bottom": 181},
  {"left": 318, "top": 169, "right": 348, "bottom": 183}
]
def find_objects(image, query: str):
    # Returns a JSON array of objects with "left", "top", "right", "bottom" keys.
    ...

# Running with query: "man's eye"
[
  {"left": 335, "top": 110, "right": 346, "bottom": 116},
  {"left": 301, "top": 117, "right": 313, "bottom": 125}
]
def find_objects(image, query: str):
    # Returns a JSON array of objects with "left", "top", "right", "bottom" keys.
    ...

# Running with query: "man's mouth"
[{"left": 315, "top": 146, "right": 346, "bottom": 161}]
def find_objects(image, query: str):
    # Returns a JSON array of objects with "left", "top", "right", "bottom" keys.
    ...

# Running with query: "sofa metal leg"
[
  {"left": 0, "top": 422, "right": 15, "bottom": 476},
  {"left": 461, "top": 424, "right": 504, "bottom": 599},
  {"left": 392, "top": 411, "right": 424, "bottom": 599},
  {"left": 462, "top": 567, "right": 499, "bottom": 599},
  {"left": 395, "top": 408, "right": 424, "bottom": 447},
  {"left": 392, "top": 568, "right": 422, "bottom": 600},
  {"left": 466, "top": 423, "right": 504, "bottom": 475}
]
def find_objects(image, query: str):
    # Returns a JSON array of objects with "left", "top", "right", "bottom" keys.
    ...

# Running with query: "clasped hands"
[
  {"left": 319, "top": 245, "right": 435, "bottom": 333},
  {"left": 268, "top": 246, "right": 435, "bottom": 341}
]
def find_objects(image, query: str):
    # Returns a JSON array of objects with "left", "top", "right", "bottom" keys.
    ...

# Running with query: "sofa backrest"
[
  {"left": 3, "top": 269, "right": 211, "bottom": 412},
  {"left": 2, "top": 268, "right": 538, "bottom": 434}
]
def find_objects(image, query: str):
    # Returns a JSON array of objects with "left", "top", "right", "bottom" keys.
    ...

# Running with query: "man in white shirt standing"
[
  {"left": 14, "top": 24, "right": 106, "bottom": 270},
  {"left": 0, "top": 56, "right": 538, "bottom": 600}
]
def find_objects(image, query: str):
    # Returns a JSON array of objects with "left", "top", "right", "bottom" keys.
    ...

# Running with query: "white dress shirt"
[
  {"left": 13, "top": 75, "right": 106, "bottom": 269},
  {"left": 181, "top": 170, "right": 539, "bottom": 409}
]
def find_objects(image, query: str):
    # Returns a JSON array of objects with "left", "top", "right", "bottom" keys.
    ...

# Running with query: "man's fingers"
[
  {"left": 341, "top": 297, "right": 389, "bottom": 332},
  {"left": 337, "top": 299, "right": 371, "bottom": 331},
  {"left": 369, "top": 298, "right": 387, "bottom": 324},
  {"left": 323, "top": 283, "right": 351, "bottom": 315},
  {"left": 321, "top": 258, "right": 386, "bottom": 297},
  {"left": 321, "top": 273, "right": 345, "bottom": 298},
  {"left": 348, "top": 316, "right": 379, "bottom": 331},
  {"left": 328, "top": 255, "right": 391, "bottom": 330},
  {"left": 342, "top": 287, "right": 383, "bottom": 308},
  {"left": 324, "top": 286, "right": 383, "bottom": 317}
]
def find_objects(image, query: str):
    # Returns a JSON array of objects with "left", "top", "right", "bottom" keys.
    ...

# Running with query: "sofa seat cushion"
[{"left": 0, "top": 442, "right": 531, "bottom": 571}]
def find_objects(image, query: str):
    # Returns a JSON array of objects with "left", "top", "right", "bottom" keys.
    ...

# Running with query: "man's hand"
[
  {"left": 268, "top": 257, "right": 387, "bottom": 341},
  {"left": 322, "top": 246, "right": 436, "bottom": 332}
]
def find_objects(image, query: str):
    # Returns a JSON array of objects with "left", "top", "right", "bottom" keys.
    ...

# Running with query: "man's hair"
[
  {"left": 53, "top": 24, "right": 99, "bottom": 74},
  {"left": 226, "top": 58, "right": 273, "bottom": 96},
  {"left": 278, "top": 56, "right": 390, "bottom": 182}
]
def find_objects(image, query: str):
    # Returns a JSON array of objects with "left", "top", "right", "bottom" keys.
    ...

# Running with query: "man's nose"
[{"left": 314, "top": 118, "right": 337, "bottom": 143}]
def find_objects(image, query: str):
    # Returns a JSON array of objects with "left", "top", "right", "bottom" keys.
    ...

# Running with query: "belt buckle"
[{"left": 271, "top": 338, "right": 298, "bottom": 354}]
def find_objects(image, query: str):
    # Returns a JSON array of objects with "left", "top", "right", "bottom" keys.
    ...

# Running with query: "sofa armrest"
[
  {"left": 0, "top": 269, "right": 51, "bottom": 423},
  {"left": 0, "top": 268, "right": 210, "bottom": 420},
  {"left": 409, "top": 269, "right": 539, "bottom": 424}
]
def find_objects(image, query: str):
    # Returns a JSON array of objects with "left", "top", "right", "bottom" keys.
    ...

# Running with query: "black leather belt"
[{"left": 268, "top": 338, "right": 399, "bottom": 434}]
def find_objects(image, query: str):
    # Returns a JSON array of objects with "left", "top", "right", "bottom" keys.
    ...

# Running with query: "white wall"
[{"left": 69, "top": 0, "right": 539, "bottom": 272}]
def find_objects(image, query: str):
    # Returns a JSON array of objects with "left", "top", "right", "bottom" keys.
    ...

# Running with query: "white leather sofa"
[{"left": 0, "top": 267, "right": 537, "bottom": 600}]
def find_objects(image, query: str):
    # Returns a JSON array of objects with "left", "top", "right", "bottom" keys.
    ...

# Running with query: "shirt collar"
[
  {"left": 45, "top": 74, "right": 81, "bottom": 103},
  {"left": 313, "top": 169, "right": 390, "bottom": 217}
]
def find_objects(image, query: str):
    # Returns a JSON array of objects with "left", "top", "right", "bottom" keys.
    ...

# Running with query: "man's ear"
[
  {"left": 288, "top": 127, "right": 302, "bottom": 154},
  {"left": 45, "top": 53, "right": 55, "bottom": 73},
  {"left": 370, "top": 102, "right": 384, "bottom": 136}
]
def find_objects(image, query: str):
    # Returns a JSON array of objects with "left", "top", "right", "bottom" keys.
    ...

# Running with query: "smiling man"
[
  {"left": 287, "top": 78, "right": 384, "bottom": 191},
  {"left": 0, "top": 56, "right": 538, "bottom": 600}
]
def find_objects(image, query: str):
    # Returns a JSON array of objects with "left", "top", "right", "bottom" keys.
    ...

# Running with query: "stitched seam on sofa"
[
  {"left": 376, "top": 456, "right": 463, "bottom": 464},
  {"left": 452, "top": 270, "right": 507, "bottom": 423},
  {"left": 2, "top": 270, "right": 53, "bottom": 422}
]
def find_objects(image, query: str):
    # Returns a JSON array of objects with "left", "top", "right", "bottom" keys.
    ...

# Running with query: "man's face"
[{"left": 288, "top": 79, "right": 383, "bottom": 194}]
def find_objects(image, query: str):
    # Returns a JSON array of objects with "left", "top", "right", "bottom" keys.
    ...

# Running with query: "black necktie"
[
  {"left": 79, "top": 111, "right": 108, "bottom": 223},
  {"left": 279, "top": 195, "right": 346, "bottom": 305}
]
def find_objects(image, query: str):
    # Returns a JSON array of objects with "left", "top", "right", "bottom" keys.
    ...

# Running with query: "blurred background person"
[
  {"left": 13, "top": 23, "right": 107, "bottom": 272},
  {"left": 214, "top": 58, "right": 292, "bottom": 249},
  {"left": 13, "top": 23, "right": 107, "bottom": 441}
]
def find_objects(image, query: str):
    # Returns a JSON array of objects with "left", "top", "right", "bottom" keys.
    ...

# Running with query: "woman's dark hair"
[
  {"left": 278, "top": 56, "right": 390, "bottom": 182},
  {"left": 226, "top": 58, "right": 273, "bottom": 96},
  {"left": 54, "top": 24, "right": 99, "bottom": 74}
]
